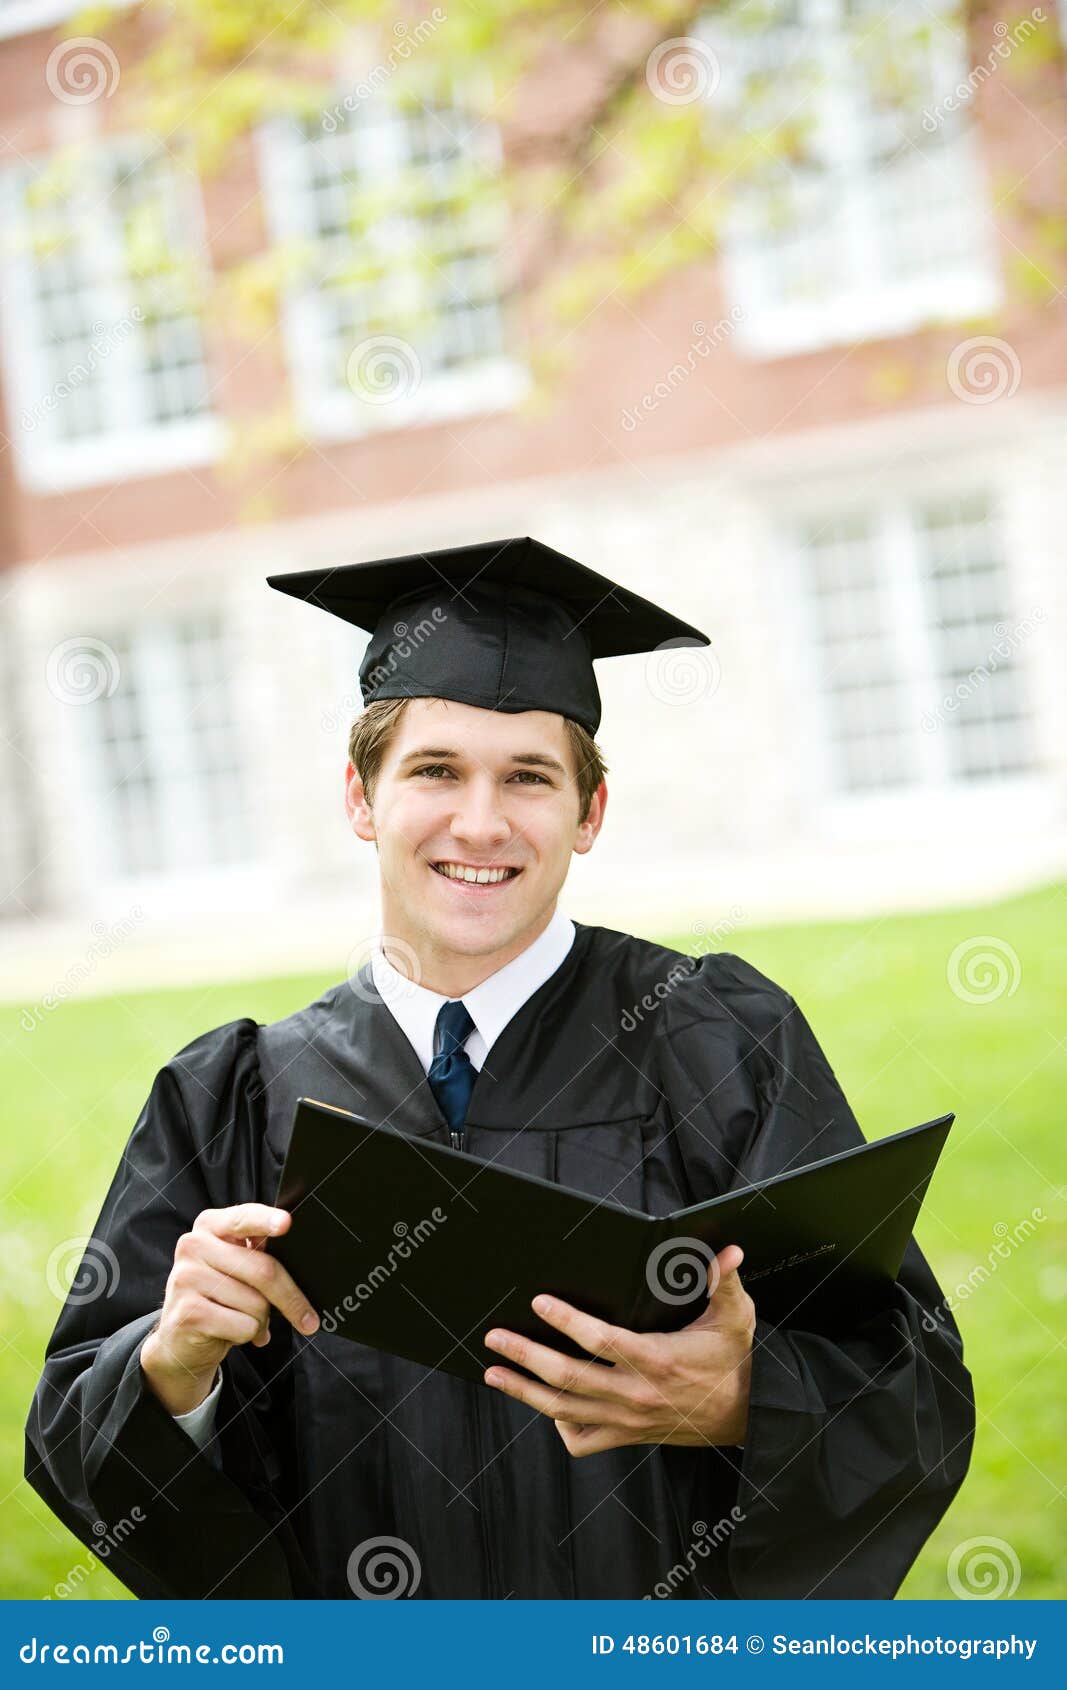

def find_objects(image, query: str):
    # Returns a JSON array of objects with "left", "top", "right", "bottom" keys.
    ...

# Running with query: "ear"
[
  {"left": 573, "top": 778, "right": 607, "bottom": 857},
  {"left": 345, "top": 760, "right": 376, "bottom": 843}
]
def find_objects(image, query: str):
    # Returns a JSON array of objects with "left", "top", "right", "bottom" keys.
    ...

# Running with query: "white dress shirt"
[{"left": 170, "top": 905, "right": 576, "bottom": 1451}]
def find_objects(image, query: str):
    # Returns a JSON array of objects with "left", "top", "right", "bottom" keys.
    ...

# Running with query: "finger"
[
  {"left": 484, "top": 1364, "right": 633, "bottom": 1426},
  {"left": 194, "top": 1204, "right": 291, "bottom": 1244},
  {"left": 184, "top": 1230, "right": 319, "bottom": 1335},
  {"left": 528, "top": 1295, "right": 649, "bottom": 1371},
  {"left": 483, "top": 1327, "right": 641, "bottom": 1402},
  {"left": 686, "top": 1247, "right": 751, "bottom": 1332},
  {"left": 713, "top": 1244, "right": 744, "bottom": 1284},
  {"left": 710, "top": 1247, "right": 750, "bottom": 1309},
  {"left": 555, "top": 1419, "right": 628, "bottom": 1458},
  {"left": 178, "top": 1294, "right": 266, "bottom": 1350},
  {"left": 182, "top": 1259, "right": 270, "bottom": 1326}
]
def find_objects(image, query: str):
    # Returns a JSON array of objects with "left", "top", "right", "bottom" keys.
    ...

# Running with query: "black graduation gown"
[{"left": 24, "top": 923, "right": 974, "bottom": 1600}]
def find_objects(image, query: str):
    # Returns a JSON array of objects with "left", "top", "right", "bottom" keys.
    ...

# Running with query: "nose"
[{"left": 448, "top": 772, "right": 511, "bottom": 851}]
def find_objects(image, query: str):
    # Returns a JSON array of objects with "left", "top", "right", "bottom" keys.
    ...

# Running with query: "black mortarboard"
[{"left": 267, "top": 535, "right": 710, "bottom": 735}]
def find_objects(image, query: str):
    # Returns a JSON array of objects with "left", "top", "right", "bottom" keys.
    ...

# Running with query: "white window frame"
[
  {"left": 0, "top": 2, "right": 92, "bottom": 41},
  {"left": 704, "top": 0, "right": 1003, "bottom": 357},
  {"left": 71, "top": 610, "right": 265, "bottom": 911},
  {"left": 0, "top": 137, "right": 222, "bottom": 493},
  {"left": 255, "top": 84, "right": 527, "bottom": 443},
  {"left": 775, "top": 482, "right": 1047, "bottom": 836}
]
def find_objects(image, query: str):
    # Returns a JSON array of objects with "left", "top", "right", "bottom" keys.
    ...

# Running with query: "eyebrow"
[{"left": 398, "top": 747, "right": 568, "bottom": 775}]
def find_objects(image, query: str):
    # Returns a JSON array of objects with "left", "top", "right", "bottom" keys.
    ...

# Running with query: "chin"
[{"left": 432, "top": 915, "right": 524, "bottom": 956}]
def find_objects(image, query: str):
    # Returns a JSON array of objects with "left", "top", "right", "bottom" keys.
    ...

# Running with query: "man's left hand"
[{"left": 483, "top": 1244, "right": 756, "bottom": 1458}]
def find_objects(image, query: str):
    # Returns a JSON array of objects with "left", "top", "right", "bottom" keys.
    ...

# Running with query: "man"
[{"left": 25, "top": 537, "right": 974, "bottom": 1600}]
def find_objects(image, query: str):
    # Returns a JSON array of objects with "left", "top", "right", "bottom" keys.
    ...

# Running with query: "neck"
[{"left": 380, "top": 906, "right": 557, "bottom": 998}]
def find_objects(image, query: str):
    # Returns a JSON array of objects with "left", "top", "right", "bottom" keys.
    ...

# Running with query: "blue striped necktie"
[{"left": 428, "top": 1000, "right": 475, "bottom": 1147}]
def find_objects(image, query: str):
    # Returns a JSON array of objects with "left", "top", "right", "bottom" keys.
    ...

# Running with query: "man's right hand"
[{"left": 139, "top": 1203, "right": 320, "bottom": 1416}]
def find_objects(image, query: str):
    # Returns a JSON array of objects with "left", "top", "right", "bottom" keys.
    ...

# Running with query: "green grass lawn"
[{"left": 2, "top": 881, "right": 1063, "bottom": 1600}]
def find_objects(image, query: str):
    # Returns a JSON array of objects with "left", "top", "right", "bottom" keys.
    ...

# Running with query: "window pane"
[
  {"left": 10, "top": 144, "right": 212, "bottom": 454},
  {"left": 86, "top": 615, "right": 249, "bottom": 876},
  {"left": 917, "top": 498, "right": 1036, "bottom": 779},
  {"left": 802, "top": 515, "right": 910, "bottom": 792}
]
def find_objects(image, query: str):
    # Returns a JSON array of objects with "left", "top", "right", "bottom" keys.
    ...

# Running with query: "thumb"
[{"left": 686, "top": 1244, "right": 745, "bottom": 1330}]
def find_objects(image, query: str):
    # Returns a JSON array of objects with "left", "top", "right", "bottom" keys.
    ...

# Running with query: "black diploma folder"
[{"left": 268, "top": 1100, "right": 953, "bottom": 1385}]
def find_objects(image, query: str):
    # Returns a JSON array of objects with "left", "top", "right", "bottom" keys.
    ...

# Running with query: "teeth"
[{"left": 433, "top": 862, "right": 516, "bottom": 884}]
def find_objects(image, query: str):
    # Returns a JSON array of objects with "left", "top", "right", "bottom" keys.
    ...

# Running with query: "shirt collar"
[{"left": 370, "top": 905, "right": 576, "bottom": 1073}]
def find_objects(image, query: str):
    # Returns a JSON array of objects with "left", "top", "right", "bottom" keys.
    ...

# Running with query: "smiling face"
[{"left": 345, "top": 698, "right": 606, "bottom": 993}]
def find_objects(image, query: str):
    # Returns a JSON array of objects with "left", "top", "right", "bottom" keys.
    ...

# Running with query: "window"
[
  {"left": 259, "top": 88, "right": 524, "bottom": 436},
  {"left": 797, "top": 492, "right": 1037, "bottom": 794},
  {"left": 0, "top": 612, "right": 45, "bottom": 918},
  {"left": 0, "top": 139, "right": 218, "bottom": 490},
  {"left": 704, "top": 0, "right": 1001, "bottom": 354},
  {"left": 79, "top": 613, "right": 251, "bottom": 880},
  {"left": 918, "top": 497, "right": 1036, "bottom": 780},
  {"left": 0, "top": 2, "right": 82, "bottom": 41}
]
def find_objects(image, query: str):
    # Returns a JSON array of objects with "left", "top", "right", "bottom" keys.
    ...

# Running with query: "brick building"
[{"left": 0, "top": 0, "right": 1063, "bottom": 991}]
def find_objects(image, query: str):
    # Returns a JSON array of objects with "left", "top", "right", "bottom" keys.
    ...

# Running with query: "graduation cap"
[{"left": 267, "top": 536, "right": 710, "bottom": 735}]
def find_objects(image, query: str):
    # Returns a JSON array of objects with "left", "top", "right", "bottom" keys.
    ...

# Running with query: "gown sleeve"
[
  {"left": 658, "top": 952, "right": 976, "bottom": 1598},
  {"left": 23, "top": 1019, "right": 311, "bottom": 1599}
]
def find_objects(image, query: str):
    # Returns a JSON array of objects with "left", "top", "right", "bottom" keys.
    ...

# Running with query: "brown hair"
[{"left": 348, "top": 698, "right": 608, "bottom": 823}]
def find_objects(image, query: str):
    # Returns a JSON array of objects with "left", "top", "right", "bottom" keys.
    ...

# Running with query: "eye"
[
  {"left": 510, "top": 770, "right": 550, "bottom": 785},
  {"left": 412, "top": 764, "right": 456, "bottom": 779}
]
